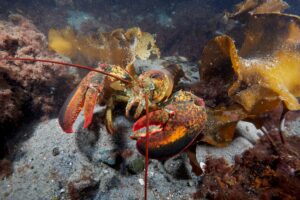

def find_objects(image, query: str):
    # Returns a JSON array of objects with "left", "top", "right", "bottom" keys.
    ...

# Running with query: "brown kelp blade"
[
  {"left": 197, "top": 10, "right": 300, "bottom": 147},
  {"left": 48, "top": 27, "right": 160, "bottom": 67},
  {"left": 229, "top": 0, "right": 289, "bottom": 18}
]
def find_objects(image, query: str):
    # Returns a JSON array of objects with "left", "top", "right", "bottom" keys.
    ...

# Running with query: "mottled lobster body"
[{"left": 58, "top": 63, "right": 207, "bottom": 159}]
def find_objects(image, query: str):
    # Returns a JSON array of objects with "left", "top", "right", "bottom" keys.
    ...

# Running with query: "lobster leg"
[
  {"left": 105, "top": 97, "right": 115, "bottom": 134},
  {"left": 134, "top": 99, "right": 146, "bottom": 119}
]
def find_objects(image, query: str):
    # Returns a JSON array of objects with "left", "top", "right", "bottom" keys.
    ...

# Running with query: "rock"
[
  {"left": 196, "top": 137, "right": 254, "bottom": 165},
  {"left": 68, "top": 171, "right": 100, "bottom": 200},
  {"left": 285, "top": 111, "right": 300, "bottom": 136},
  {"left": 0, "top": 15, "right": 77, "bottom": 131},
  {"left": 127, "top": 156, "right": 145, "bottom": 174},
  {"left": 98, "top": 169, "right": 120, "bottom": 193},
  {"left": 164, "top": 154, "right": 194, "bottom": 180},
  {"left": 54, "top": 0, "right": 73, "bottom": 7},
  {"left": 236, "top": 121, "right": 263, "bottom": 144},
  {"left": 134, "top": 56, "right": 200, "bottom": 85},
  {"left": 195, "top": 121, "right": 264, "bottom": 166},
  {"left": 0, "top": 159, "right": 12, "bottom": 180},
  {"left": 52, "top": 147, "right": 60, "bottom": 156}
]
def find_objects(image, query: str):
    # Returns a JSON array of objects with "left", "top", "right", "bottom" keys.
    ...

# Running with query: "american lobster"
[{"left": 57, "top": 61, "right": 207, "bottom": 159}]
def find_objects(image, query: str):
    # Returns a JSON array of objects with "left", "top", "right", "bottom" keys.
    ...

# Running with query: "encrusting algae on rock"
[{"left": 0, "top": 14, "right": 77, "bottom": 131}]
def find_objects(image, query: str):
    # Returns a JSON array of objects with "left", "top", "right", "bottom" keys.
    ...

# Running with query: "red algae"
[
  {"left": 0, "top": 14, "right": 78, "bottom": 157},
  {"left": 195, "top": 134, "right": 300, "bottom": 199}
]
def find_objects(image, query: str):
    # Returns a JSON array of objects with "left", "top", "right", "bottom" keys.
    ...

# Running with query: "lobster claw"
[
  {"left": 132, "top": 91, "right": 207, "bottom": 159},
  {"left": 58, "top": 71, "right": 105, "bottom": 133}
]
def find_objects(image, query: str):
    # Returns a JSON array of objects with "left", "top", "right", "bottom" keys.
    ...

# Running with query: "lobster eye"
[{"left": 150, "top": 73, "right": 163, "bottom": 79}]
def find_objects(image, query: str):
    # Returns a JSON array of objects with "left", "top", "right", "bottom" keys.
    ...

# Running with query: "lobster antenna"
[
  {"left": 1, "top": 57, "right": 131, "bottom": 84},
  {"left": 144, "top": 94, "right": 150, "bottom": 200},
  {"left": 115, "top": 64, "right": 149, "bottom": 200},
  {"left": 117, "top": 65, "right": 149, "bottom": 200}
]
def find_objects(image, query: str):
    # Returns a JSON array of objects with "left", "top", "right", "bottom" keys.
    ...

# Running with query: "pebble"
[
  {"left": 52, "top": 147, "right": 60, "bottom": 156},
  {"left": 138, "top": 179, "right": 144, "bottom": 186},
  {"left": 200, "top": 162, "right": 206, "bottom": 173},
  {"left": 236, "top": 121, "right": 262, "bottom": 144},
  {"left": 196, "top": 137, "right": 254, "bottom": 165},
  {"left": 127, "top": 157, "right": 145, "bottom": 174}
]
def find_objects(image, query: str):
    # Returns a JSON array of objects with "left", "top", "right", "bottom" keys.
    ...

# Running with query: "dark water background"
[{"left": 0, "top": 0, "right": 299, "bottom": 60}]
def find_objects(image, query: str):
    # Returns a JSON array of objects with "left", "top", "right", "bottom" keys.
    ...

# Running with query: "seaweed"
[
  {"left": 229, "top": 0, "right": 289, "bottom": 18},
  {"left": 195, "top": 134, "right": 300, "bottom": 200},
  {"left": 195, "top": 0, "right": 300, "bottom": 146},
  {"left": 48, "top": 27, "right": 160, "bottom": 67}
]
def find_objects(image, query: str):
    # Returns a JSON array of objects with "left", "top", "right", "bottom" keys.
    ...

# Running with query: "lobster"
[{"left": 56, "top": 60, "right": 207, "bottom": 158}]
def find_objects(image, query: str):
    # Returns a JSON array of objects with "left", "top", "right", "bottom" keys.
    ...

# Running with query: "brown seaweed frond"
[
  {"left": 198, "top": 12, "right": 300, "bottom": 146},
  {"left": 48, "top": 27, "right": 160, "bottom": 67},
  {"left": 229, "top": 0, "right": 289, "bottom": 18},
  {"left": 201, "top": 105, "right": 249, "bottom": 146}
]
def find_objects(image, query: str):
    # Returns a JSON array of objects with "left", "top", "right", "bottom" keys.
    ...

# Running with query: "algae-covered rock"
[{"left": 0, "top": 15, "right": 77, "bottom": 138}]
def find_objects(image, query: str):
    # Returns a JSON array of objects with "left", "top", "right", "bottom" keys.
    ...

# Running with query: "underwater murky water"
[
  {"left": 0, "top": 0, "right": 300, "bottom": 199},
  {"left": 0, "top": 0, "right": 298, "bottom": 59}
]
